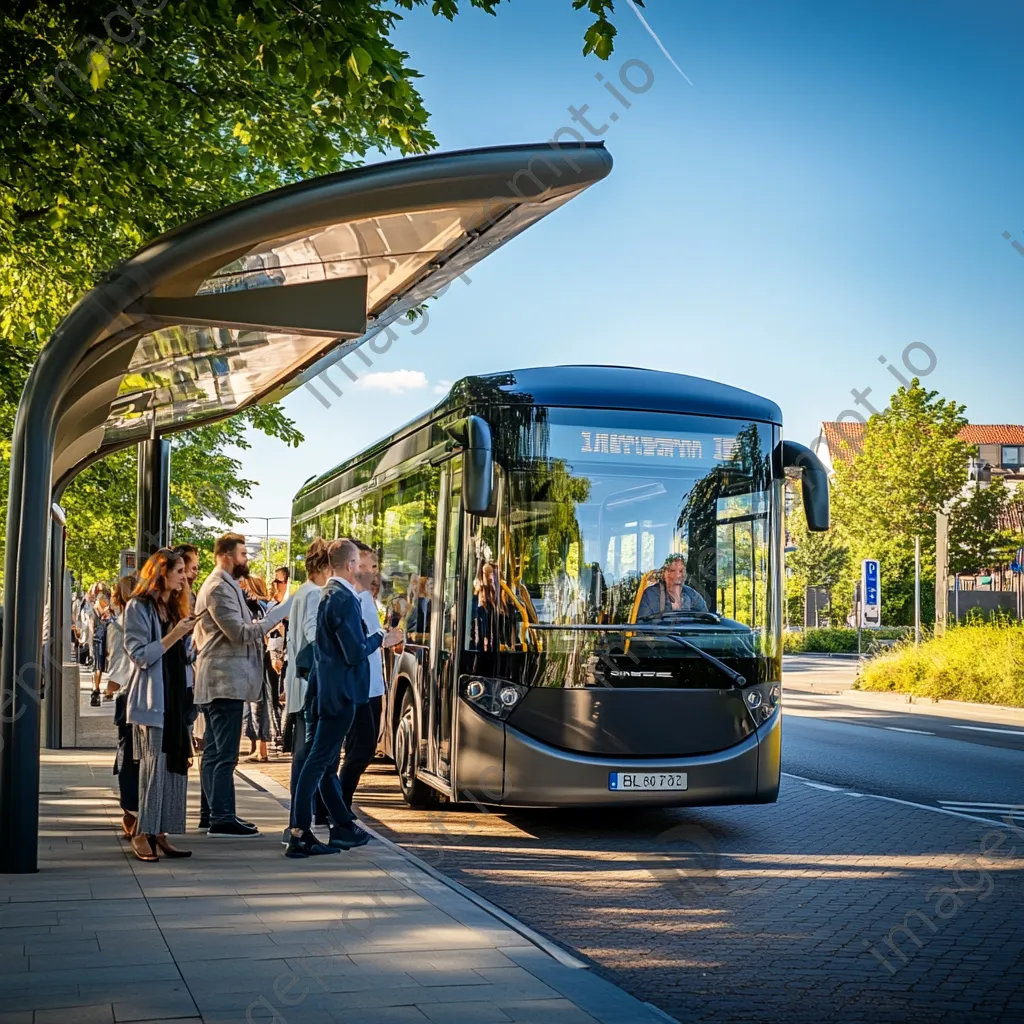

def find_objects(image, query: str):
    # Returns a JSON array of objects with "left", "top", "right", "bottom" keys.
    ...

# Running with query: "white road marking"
[
  {"left": 939, "top": 801, "right": 1024, "bottom": 810},
  {"left": 781, "top": 772, "right": 1018, "bottom": 829},
  {"left": 883, "top": 726, "right": 935, "bottom": 735},
  {"left": 951, "top": 725, "right": 1024, "bottom": 737}
]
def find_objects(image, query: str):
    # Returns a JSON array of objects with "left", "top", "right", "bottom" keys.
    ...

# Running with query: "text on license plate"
[{"left": 608, "top": 772, "right": 687, "bottom": 792}]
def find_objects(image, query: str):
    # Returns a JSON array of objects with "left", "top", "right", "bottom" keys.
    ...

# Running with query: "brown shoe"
[
  {"left": 130, "top": 834, "right": 158, "bottom": 862},
  {"left": 121, "top": 811, "right": 137, "bottom": 838}
]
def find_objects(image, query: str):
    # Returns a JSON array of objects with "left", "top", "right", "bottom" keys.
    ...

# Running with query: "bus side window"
[{"left": 378, "top": 468, "right": 440, "bottom": 645}]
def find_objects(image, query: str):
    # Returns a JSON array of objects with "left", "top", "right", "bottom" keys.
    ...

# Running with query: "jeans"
[
  {"left": 201, "top": 699, "right": 244, "bottom": 825},
  {"left": 338, "top": 696, "right": 382, "bottom": 814},
  {"left": 291, "top": 701, "right": 358, "bottom": 833}
]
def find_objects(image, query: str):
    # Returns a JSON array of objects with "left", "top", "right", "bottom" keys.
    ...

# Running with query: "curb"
[
  {"left": 787, "top": 685, "right": 1024, "bottom": 725},
  {"left": 236, "top": 765, "right": 588, "bottom": 969},
  {"left": 784, "top": 651, "right": 862, "bottom": 659},
  {"left": 238, "top": 770, "right": 581, "bottom": 962},
  {"left": 235, "top": 765, "right": 682, "bottom": 1024}
]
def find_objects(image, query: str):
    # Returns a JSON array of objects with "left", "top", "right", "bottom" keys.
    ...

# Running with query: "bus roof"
[
  {"left": 448, "top": 365, "right": 783, "bottom": 423},
  {"left": 295, "top": 365, "right": 782, "bottom": 502}
]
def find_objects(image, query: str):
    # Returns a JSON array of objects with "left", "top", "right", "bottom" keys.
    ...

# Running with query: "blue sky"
[{"left": 231, "top": 0, "right": 1024, "bottom": 533}]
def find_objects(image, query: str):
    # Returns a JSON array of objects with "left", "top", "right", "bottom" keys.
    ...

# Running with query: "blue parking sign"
[{"left": 861, "top": 559, "right": 881, "bottom": 626}]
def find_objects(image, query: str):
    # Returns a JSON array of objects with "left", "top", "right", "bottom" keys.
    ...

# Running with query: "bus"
[{"left": 290, "top": 365, "right": 829, "bottom": 808}]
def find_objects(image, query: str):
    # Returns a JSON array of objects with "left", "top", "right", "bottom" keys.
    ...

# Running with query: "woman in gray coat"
[{"left": 124, "top": 549, "right": 198, "bottom": 862}]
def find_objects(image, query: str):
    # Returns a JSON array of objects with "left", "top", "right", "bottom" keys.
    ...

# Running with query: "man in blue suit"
[{"left": 286, "top": 539, "right": 403, "bottom": 858}]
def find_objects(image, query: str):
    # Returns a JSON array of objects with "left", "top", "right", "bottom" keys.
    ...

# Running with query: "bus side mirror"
[
  {"left": 777, "top": 440, "right": 830, "bottom": 532},
  {"left": 447, "top": 415, "right": 493, "bottom": 514}
]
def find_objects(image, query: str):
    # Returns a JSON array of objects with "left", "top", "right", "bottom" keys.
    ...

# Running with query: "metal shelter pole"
[
  {"left": 135, "top": 438, "right": 171, "bottom": 562},
  {"left": 44, "top": 506, "right": 67, "bottom": 750}
]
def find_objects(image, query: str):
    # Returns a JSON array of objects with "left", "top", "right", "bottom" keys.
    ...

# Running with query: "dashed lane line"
[
  {"left": 884, "top": 726, "right": 936, "bottom": 735},
  {"left": 951, "top": 725, "right": 1024, "bottom": 737},
  {"left": 781, "top": 772, "right": 1021, "bottom": 830}
]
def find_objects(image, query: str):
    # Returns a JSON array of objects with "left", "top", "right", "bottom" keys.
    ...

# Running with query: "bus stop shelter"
[{"left": 0, "top": 142, "right": 612, "bottom": 873}]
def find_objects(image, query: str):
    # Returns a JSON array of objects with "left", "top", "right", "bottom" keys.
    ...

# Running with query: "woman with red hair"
[{"left": 124, "top": 549, "right": 198, "bottom": 862}]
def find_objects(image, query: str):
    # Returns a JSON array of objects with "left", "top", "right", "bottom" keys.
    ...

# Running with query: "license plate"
[{"left": 608, "top": 772, "right": 688, "bottom": 792}]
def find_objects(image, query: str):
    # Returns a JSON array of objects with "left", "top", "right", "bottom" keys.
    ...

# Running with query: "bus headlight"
[
  {"left": 741, "top": 683, "right": 779, "bottom": 725},
  {"left": 461, "top": 677, "right": 528, "bottom": 721}
]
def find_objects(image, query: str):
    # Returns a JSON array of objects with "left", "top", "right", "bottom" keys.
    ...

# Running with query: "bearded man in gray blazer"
[{"left": 194, "top": 533, "right": 291, "bottom": 837}]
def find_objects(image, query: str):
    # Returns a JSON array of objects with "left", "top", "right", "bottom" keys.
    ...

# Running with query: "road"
[
  {"left": 782, "top": 654, "right": 1024, "bottom": 825},
  {"left": 258, "top": 655, "right": 1024, "bottom": 1024}
]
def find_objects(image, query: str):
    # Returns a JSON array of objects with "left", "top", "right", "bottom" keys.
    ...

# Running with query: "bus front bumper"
[{"left": 456, "top": 706, "right": 780, "bottom": 808}]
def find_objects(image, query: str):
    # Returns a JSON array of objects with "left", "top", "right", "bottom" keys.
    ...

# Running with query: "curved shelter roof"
[
  {"left": 52, "top": 143, "right": 612, "bottom": 485},
  {"left": 1, "top": 143, "right": 613, "bottom": 872}
]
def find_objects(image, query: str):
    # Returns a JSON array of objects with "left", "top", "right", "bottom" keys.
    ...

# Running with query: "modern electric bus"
[{"left": 290, "top": 365, "right": 829, "bottom": 808}]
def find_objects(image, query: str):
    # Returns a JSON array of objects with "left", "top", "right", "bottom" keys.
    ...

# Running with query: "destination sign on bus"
[{"left": 578, "top": 431, "right": 740, "bottom": 461}]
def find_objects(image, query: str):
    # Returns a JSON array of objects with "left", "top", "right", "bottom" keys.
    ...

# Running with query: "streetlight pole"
[
  {"left": 239, "top": 516, "right": 290, "bottom": 584},
  {"left": 914, "top": 535, "right": 921, "bottom": 647}
]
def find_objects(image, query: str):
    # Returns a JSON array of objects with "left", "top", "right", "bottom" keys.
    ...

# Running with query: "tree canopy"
[
  {"left": 947, "top": 477, "right": 1021, "bottom": 578},
  {"left": 830, "top": 381, "right": 970, "bottom": 624},
  {"left": 0, "top": 0, "right": 634, "bottom": 586}
]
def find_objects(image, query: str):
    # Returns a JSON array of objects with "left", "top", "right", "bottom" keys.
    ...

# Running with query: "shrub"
[
  {"left": 857, "top": 621, "right": 1024, "bottom": 707},
  {"left": 783, "top": 627, "right": 910, "bottom": 654}
]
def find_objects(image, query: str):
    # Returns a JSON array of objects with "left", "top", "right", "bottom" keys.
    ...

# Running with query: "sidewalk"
[{"left": 0, "top": 751, "right": 672, "bottom": 1024}]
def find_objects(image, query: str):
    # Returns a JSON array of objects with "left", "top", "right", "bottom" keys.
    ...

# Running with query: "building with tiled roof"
[{"left": 813, "top": 421, "right": 1024, "bottom": 489}]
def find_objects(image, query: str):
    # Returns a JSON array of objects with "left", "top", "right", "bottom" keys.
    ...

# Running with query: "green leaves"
[
  {"left": 87, "top": 50, "right": 111, "bottom": 91},
  {"left": 830, "top": 381, "right": 972, "bottom": 624},
  {"left": 347, "top": 45, "right": 373, "bottom": 79}
]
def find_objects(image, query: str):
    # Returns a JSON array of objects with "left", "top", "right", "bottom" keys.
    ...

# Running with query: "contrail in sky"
[{"left": 624, "top": 0, "right": 693, "bottom": 86}]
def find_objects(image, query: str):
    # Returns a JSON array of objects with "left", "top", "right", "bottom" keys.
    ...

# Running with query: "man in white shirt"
[{"left": 336, "top": 540, "right": 388, "bottom": 818}]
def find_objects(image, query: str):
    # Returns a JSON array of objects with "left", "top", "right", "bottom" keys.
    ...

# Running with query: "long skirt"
[{"left": 135, "top": 725, "right": 187, "bottom": 836}]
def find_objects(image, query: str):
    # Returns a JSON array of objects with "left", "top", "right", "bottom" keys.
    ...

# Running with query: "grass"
[{"left": 856, "top": 619, "right": 1024, "bottom": 707}]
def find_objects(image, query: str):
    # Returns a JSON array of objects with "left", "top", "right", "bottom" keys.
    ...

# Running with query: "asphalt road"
[{"left": 781, "top": 655, "right": 1024, "bottom": 825}]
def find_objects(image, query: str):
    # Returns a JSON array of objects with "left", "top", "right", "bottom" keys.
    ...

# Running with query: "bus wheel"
[{"left": 394, "top": 690, "right": 438, "bottom": 808}]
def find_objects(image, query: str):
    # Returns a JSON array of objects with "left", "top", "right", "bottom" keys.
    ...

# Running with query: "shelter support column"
[
  {"left": 136, "top": 438, "right": 171, "bottom": 562},
  {"left": 43, "top": 506, "right": 67, "bottom": 750}
]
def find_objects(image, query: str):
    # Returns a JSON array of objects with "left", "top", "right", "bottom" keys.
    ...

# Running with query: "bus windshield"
[{"left": 488, "top": 407, "right": 781, "bottom": 666}]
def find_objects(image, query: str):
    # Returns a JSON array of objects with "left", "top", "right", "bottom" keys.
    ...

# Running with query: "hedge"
[
  {"left": 856, "top": 621, "right": 1024, "bottom": 707},
  {"left": 783, "top": 627, "right": 911, "bottom": 654}
]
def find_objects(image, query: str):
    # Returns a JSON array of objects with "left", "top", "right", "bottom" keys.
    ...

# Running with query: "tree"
[
  {"left": 785, "top": 494, "right": 850, "bottom": 623},
  {"left": 1, "top": 1, "right": 633, "bottom": 586},
  {"left": 831, "top": 381, "right": 971, "bottom": 625},
  {"left": 948, "top": 477, "right": 1020, "bottom": 577}
]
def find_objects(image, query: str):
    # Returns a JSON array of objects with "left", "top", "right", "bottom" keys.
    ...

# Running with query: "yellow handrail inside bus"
[
  {"left": 501, "top": 580, "right": 540, "bottom": 650},
  {"left": 625, "top": 570, "right": 658, "bottom": 654}
]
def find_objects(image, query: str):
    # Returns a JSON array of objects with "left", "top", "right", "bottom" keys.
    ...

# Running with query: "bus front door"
[{"left": 429, "top": 458, "right": 462, "bottom": 783}]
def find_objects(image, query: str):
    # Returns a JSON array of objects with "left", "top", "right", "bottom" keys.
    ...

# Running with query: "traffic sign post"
[{"left": 860, "top": 559, "right": 881, "bottom": 629}]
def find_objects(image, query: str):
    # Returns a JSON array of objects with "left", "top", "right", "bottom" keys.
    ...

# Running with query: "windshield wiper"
[{"left": 526, "top": 623, "right": 747, "bottom": 687}]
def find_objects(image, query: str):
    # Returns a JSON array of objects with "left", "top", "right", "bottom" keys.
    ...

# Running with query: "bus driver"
[{"left": 636, "top": 554, "right": 708, "bottom": 620}]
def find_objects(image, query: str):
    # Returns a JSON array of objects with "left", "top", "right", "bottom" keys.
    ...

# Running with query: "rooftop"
[{"left": 819, "top": 421, "right": 1024, "bottom": 464}]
